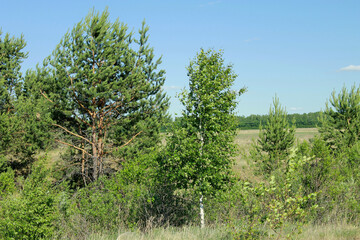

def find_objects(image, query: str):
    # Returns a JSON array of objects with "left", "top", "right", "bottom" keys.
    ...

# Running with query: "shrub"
[
  {"left": 0, "top": 157, "right": 58, "bottom": 239},
  {"left": 0, "top": 156, "right": 16, "bottom": 198}
]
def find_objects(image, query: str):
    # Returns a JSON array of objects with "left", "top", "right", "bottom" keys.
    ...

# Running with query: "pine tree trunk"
[
  {"left": 92, "top": 128, "right": 98, "bottom": 181},
  {"left": 81, "top": 141, "right": 86, "bottom": 186}
]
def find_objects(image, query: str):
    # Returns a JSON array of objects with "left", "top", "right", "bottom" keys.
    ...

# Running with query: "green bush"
[
  {"left": 0, "top": 156, "right": 16, "bottom": 198},
  {"left": 207, "top": 149, "right": 319, "bottom": 239},
  {"left": 0, "top": 157, "right": 58, "bottom": 239}
]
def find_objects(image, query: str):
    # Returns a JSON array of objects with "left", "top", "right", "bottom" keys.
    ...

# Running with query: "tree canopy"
[{"left": 38, "top": 9, "right": 168, "bottom": 182}]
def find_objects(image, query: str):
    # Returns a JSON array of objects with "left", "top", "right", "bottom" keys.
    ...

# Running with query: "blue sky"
[{"left": 1, "top": 0, "right": 359, "bottom": 116}]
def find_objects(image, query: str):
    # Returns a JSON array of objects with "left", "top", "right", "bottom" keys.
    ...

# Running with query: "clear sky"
[{"left": 1, "top": 0, "right": 359, "bottom": 116}]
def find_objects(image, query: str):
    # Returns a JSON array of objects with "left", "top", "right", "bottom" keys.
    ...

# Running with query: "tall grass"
[{"left": 78, "top": 223, "right": 360, "bottom": 240}]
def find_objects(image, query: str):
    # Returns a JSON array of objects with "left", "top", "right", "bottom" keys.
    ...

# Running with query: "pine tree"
[
  {"left": 0, "top": 30, "right": 27, "bottom": 113},
  {"left": 39, "top": 9, "right": 168, "bottom": 182},
  {"left": 319, "top": 85, "right": 360, "bottom": 152},
  {"left": 251, "top": 96, "right": 295, "bottom": 175},
  {"left": 0, "top": 31, "right": 40, "bottom": 175},
  {"left": 159, "top": 49, "right": 245, "bottom": 228}
]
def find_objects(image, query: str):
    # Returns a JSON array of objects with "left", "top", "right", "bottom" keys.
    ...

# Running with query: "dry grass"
[
  {"left": 85, "top": 223, "right": 360, "bottom": 240},
  {"left": 298, "top": 222, "right": 360, "bottom": 240},
  {"left": 85, "top": 226, "right": 226, "bottom": 240},
  {"left": 234, "top": 127, "right": 318, "bottom": 148},
  {"left": 232, "top": 128, "right": 318, "bottom": 180}
]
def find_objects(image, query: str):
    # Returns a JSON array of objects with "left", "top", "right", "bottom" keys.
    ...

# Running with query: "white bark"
[
  {"left": 199, "top": 113, "right": 205, "bottom": 229},
  {"left": 200, "top": 194, "right": 205, "bottom": 228}
]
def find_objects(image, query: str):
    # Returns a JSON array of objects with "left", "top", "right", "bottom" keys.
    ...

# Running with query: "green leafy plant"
[
  {"left": 0, "top": 157, "right": 58, "bottom": 239},
  {"left": 159, "top": 49, "right": 245, "bottom": 228},
  {"left": 0, "top": 156, "right": 16, "bottom": 198}
]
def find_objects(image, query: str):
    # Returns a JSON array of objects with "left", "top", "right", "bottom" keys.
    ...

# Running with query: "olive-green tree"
[
  {"left": 319, "top": 85, "right": 360, "bottom": 152},
  {"left": 0, "top": 30, "right": 45, "bottom": 175},
  {"left": 0, "top": 30, "right": 27, "bottom": 155},
  {"left": 251, "top": 96, "right": 295, "bottom": 175},
  {"left": 40, "top": 9, "right": 168, "bottom": 182},
  {"left": 159, "top": 49, "right": 245, "bottom": 228},
  {"left": 0, "top": 30, "right": 27, "bottom": 113}
]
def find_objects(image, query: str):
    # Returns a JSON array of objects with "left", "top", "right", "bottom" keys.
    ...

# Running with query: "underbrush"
[{"left": 1, "top": 138, "right": 359, "bottom": 239}]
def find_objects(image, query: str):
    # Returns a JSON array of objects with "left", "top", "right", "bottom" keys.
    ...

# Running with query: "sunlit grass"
[
  {"left": 82, "top": 223, "right": 360, "bottom": 240},
  {"left": 298, "top": 222, "right": 360, "bottom": 240},
  {"left": 84, "top": 226, "right": 227, "bottom": 240},
  {"left": 232, "top": 128, "right": 318, "bottom": 179}
]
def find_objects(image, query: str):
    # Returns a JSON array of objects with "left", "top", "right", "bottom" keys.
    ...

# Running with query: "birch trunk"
[
  {"left": 199, "top": 117, "right": 205, "bottom": 228},
  {"left": 200, "top": 194, "right": 205, "bottom": 228}
]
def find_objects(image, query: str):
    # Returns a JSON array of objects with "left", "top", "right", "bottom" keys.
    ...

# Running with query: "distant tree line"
[
  {"left": 168, "top": 112, "right": 321, "bottom": 131},
  {"left": 237, "top": 111, "right": 321, "bottom": 129}
]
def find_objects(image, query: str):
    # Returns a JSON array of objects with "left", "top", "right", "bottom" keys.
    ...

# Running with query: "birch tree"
[{"left": 159, "top": 49, "right": 244, "bottom": 228}]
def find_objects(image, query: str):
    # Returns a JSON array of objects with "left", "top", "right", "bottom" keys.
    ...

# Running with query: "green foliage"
[
  {"left": 0, "top": 31, "right": 45, "bottom": 175},
  {"left": 0, "top": 155, "right": 16, "bottom": 198},
  {"left": 313, "top": 85, "right": 360, "bottom": 222},
  {"left": 55, "top": 151, "right": 178, "bottom": 237},
  {"left": 159, "top": 48, "right": 244, "bottom": 196},
  {"left": 0, "top": 157, "right": 58, "bottom": 239},
  {"left": 319, "top": 85, "right": 360, "bottom": 152},
  {"left": 38, "top": 9, "right": 168, "bottom": 182},
  {"left": 207, "top": 181, "right": 266, "bottom": 239},
  {"left": 2, "top": 10, "right": 360, "bottom": 238},
  {"left": 262, "top": 150, "right": 318, "bottom": 239},
  {"left": 251, "top": 96, "right": 295, "bottom": 175},
  {"left": 206, "top": 153, "right": 317, "bottom": 238},
  {"left": 0, "top": 30, "right": 27, "bottom": 113},
  {"left": 211, "top": 149, "right": 318, "bottom": 239},
  {"left": 0, "top": 32, "right": 52, "bottom": 176},
  {"left": 237, "top": 112, "right": 320, "bottom": 130}
]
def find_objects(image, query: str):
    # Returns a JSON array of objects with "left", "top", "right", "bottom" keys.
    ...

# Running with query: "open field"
[
  {"left": 233, "top": 128, "right": 318, "bottom": 179},
  {"left": 234, "top": 128, "right": 318, "bottom": 148}
]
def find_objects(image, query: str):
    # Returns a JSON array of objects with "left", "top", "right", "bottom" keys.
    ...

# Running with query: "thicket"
[{"left": 0, "top": 9, "right": 359, "bottom": 240}]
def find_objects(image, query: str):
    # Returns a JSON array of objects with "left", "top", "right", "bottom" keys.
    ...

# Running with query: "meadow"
[
  {"left": 233, "top": 128, "right": 318, "bottom": 179},
  {"left": 84, "top": 128, "right": 360, "bottom": 240},
  {"left": 82, "top": 222, "right": 360, "bottom": 240}
]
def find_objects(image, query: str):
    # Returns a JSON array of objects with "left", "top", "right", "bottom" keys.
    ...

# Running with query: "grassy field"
[
  {"left": 84, "top": 223, "right": 360, "bottom": 240},
  {"left": 234, "top": 127, "right": 318, "bottom": 149},
  {"left": 232, "top": 128, "right": 318, "bottom": 179}
]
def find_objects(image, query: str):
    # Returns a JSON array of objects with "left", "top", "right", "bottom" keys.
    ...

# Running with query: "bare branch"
[
  {"left": 117, "top": 130, "right": 143, "bottom": 150},
  {"left": 53, "top": 124, "right": 92, "bottom": 144},
  {"left": 55, "top": 139, "right": 92, "bottom": 157},
  {"left": 74, "top": 114, "right": 92, "bottom": 127},
  {"left": 40, "top": 89, "right": 54, "bottom": 103}
]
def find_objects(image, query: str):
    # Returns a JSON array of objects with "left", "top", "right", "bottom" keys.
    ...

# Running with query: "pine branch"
[
  {"left": 40, "top": 89, "right": 54, "bottom": 104},
  {"left": 53, "top": 123, "right": 92, "bottom": 144},
  {"left": 117, "top": 130, "right": 143, "bottom": 149},
  {"left": 54, "top": 139, "right": 92, "bottom": 156},
  {"left": 74, "top": 114, "right": 92, "bottom": 127}
]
